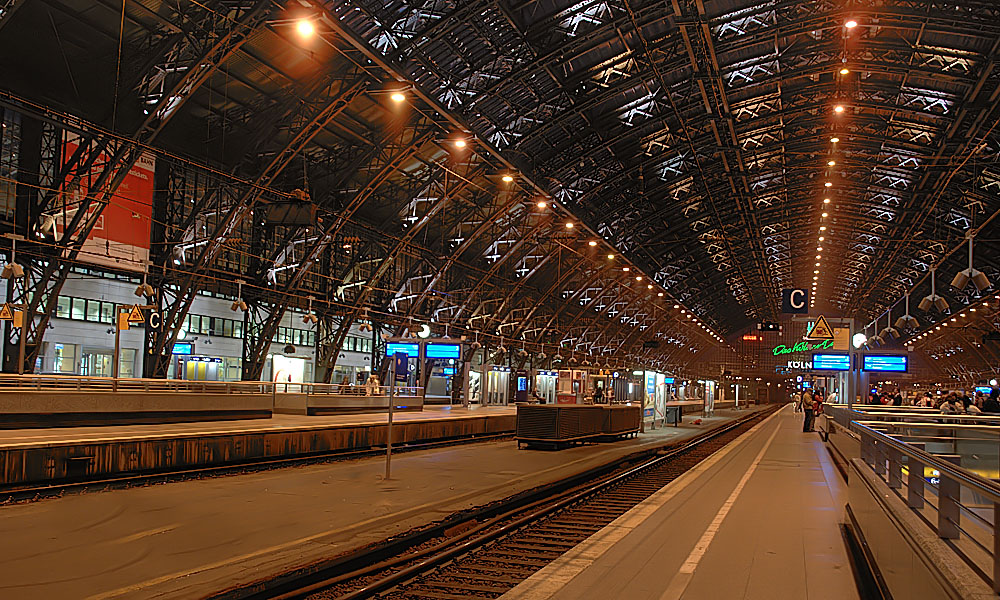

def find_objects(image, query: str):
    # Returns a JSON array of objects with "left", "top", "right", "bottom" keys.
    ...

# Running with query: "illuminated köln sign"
[{"left": 772, "top": 339, "right": 834, "bottom": 356}]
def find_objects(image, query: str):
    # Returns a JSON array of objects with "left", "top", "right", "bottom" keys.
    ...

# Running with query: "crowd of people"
[{"left": 865, "top": 387, "right": 1000, "bottom": 414}]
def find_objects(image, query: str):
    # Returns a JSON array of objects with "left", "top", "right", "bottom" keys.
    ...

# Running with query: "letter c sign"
[{"left": 781, "top": 289, "right": 809, "bottom": 314}]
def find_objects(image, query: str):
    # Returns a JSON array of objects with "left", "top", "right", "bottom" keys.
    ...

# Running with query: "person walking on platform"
[
  {"left": 364, "top": 374, "right": 381, "bottom": 396},
  {"left": 792, "top": 390, "right": 802, "bottom": 412},
  {"left": 802, "top": 389, "right": 815, "bottom": 432}
]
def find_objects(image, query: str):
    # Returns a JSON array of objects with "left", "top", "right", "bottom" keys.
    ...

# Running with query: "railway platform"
[
  {"left": 0, "top": 405, "right": 516, "bottom": 487},
  {"left": 0, "top": 407, "right": 762, "bottom": 600},
  {"left": 502, "top": 405, "right": 859, "bottom": 600}
]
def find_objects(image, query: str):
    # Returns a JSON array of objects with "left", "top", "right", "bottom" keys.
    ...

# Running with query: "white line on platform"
[
  {"left": 499, "top": 406, "right": 786, "bottom": 600},
  {"left": 657, "top": 414, "right": 782, "bottom": 600}
]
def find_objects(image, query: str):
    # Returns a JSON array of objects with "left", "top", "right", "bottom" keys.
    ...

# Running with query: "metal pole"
[
  {"left": 385, "top": 365, "right": 396, "bottom": 480},
  {"left": 17, "top": 309, "right": 26, "bottom": 375}
]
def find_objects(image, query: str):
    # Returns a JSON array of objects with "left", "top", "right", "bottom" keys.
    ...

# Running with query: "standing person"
[
  {"left": 802, "top": 388, "right": 815, "bottom": 432},
  {"left": 792, "top": 389, "right": 802, "bottom": 412},
  {"left": 984, "top": 389, "right": 1000, "bottom": 414},
  {"left": 364, "top": 373, "right": 381, "bottom": 396}
]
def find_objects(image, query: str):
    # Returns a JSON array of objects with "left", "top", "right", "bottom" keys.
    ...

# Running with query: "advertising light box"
[
  {"left": 425, "top": 343, "right": 461, "bottom": 359},
  {"left": 172, "top": 342, "right": 194, "bottom": 355},
  {"left": 386, "top": 342, "right": 419, "bottom": 357},
  {"left": 976, "top": 386, "right": 993, "bottom": 395},
  {"left": 863, "top": 354, "right": 908, "bottom": 373},
  {"left": 811, "top": 353, "right": 850, "bottom": 371}
]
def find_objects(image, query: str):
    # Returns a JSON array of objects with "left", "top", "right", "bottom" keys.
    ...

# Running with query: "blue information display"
[
  {"left": 386, "top": 342, "right": 419, "bottom": 356},
  {"left": 976, "top": 386, "right": 993, "bottom": 395},
  {"left": 663, "top": 377, "right": 676, "bottom": 384},
  {"left": 172, "top": 342, "right": 194, "bottom": 355},
  {"left": 863, "top": 354, "right": 908, "bottom": 372},
  {"left": 811, "top": 353, "right": 850, "bottom": 371},
  {"left": 425, "top": 343, "right": 461, "bottom": 359}
]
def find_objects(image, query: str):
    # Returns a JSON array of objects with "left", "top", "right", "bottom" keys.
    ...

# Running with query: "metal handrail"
[{"left": 854, "top": 422, "right": 1000, "bottom": 503}]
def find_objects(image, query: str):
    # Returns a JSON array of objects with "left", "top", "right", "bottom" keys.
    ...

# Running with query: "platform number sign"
[{"left": 781, "top": 289, "right": 809, "bottom": 314}]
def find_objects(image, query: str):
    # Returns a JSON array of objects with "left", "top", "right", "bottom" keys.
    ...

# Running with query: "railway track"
[
  {"left": 244, "top": 406, "right": 778, "bottom": 600},
  {"left": 0, "top": 432, "right": 512, "bottom": 505}
]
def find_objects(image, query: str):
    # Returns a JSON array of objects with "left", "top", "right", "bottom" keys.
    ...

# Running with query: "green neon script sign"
[{"left": 772, "top": 339, "right": 834, "bottom": 356}]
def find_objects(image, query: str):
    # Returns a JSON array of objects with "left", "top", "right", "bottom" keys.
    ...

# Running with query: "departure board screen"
[
  {"left": 862, "top": 355, "right": 908, "bottom": 372},
  {"left": 812, "top": 353, "right": 850, "bottom": 371}
]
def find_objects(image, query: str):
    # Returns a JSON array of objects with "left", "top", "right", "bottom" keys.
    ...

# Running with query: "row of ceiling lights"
[{"left": 811, "top": 18, "right": 860, "bottom": 308}]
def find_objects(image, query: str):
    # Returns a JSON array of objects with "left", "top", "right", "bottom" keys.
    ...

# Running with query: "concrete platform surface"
[
  {"left": 0, "top": 407, "right": 765, "bottom": 599},
  {"left": 0, "top": 405, "right": 515, "bottom": 448},
  {"left": 501, "top": 405, "right": 859, "bottom": 600}
]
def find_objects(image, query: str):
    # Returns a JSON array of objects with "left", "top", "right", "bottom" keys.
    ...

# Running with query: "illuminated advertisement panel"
[{"left": 386, "top": 343, "right": 419, "bottom": 357}]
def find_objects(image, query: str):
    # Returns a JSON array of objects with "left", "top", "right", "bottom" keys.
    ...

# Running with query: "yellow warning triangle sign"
[
  {"left": 127, "top": 304, "right": 144, "bottom": 323},
  {"left": 806, "top": 315, "right": 835, "bottom": 341},
  {"left": 0, "top": 303, "right": 12, "bottom": 321}
]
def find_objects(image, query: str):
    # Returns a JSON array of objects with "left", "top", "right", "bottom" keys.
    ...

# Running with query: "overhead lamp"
[
  {"left": 296, "top": 19, "right": 315, "bottom": 37},
  {"left": 894, "top": 294, "right": 919, "bottom": 330},
  {"left": 635, "top": 276, "right": 643, "bottom": 282},
  {"left": 657, "top": 292, "right": 664, "bottom": 297},
  {"left": 821, "top": 213, "right": 828, "bottom": 218},
  {"left": 623, "top": 267, "right": 630, "bottom": 272},
  {"left": 390, "top": 92, "right": 406, "bottom": 103},
  {"left": 588, "top": 240, "right": 597, "bottom": 246},
  {"left": 834, "top": 105, "right": 845, "bottom": 114},
  {"left": 951, "top": 234, "right": 991, "bottom": 291},
  {"left": 845, "top": 19, "right": 858, "bottom": 28},
  {"left": 565, "top": 222, "right": 574, "bottom": 229},
  {"left": 607, "top": 254, "right": 615, "bottom": 260},
  {"left": 302, "top": 296, "right": 319, "bottom": 324},
  {"left": 230, "top": 280, "right": 247, "bottom": 312},
  {"left": 814, "top": 270, "right": 820, "bottom": 274},
  {"left": 647, "top": 284, "right": 653, "bottom": 290},
  {"left": 831, "top": 137, "right": 840, "bottom": 143},
  {"left": 824, "top": 182, "right": 832, "bottom": 188},
  {"left": 536, "top": 201, "right": 547, "bottom": 209},
  {"left": 919, "top": 267, "right": 949, "bottom": 312},
  {"left": 840, "top": 67, "right": 850, "bottom": 75},
  {"left": 828, "top": 160, "right": 836, "bottom": 166},
  {"left": 823, "top": 198, "right": 831, "bottom": 204},
  {"left": 358, "top": 309, "right": 373, "bottom": 332},
  {"left": 1, "top": 238, "right": 23, "bottom": 279},
  {"left": 454, "top": 139, "right": 467, "bottom": 148},
  {"left": 818, "top": 236, "right": 825, "bottom": 241},
  {"left": 501, "top": 174, "right": 514, "bottom": 183}
]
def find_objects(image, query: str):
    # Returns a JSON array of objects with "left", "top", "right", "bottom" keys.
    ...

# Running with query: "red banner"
[{"left": 56, "top": 133, "right": 155, "bottom": 272}]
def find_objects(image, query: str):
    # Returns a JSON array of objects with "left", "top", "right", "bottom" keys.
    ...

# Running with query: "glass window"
[
  {"left": 86, "top": 299, "right": 101, "bottom": 322},
  {"left": 100, "top": 302, "right": 115, "bottom": 324},
  {"left": 223, "top": 319, "right": 233, "bottom": 337},
  {"left": 56, "top": 296, "right": 71, "bottom": 319},
  {"left": 292, "top": 329, "right": 301, "bottom": 346},
  {"left": 234, "top": 320, "right": 243, "bottom": 338},
  {"left": 71, "top": 297, "right": 86, "bottom": 320}
]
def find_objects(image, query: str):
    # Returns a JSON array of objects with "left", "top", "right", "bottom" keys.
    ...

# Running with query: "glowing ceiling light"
[
  {"left": 845, "top": 19, "right": 858, "bottom": 28},
  {"left": 819, "top": 226, "right": 827, "bottom": 231},
  {"left": 828, "top": 160, "right": 836, "bottom": 166},
  {"left": 824, "top": 182, "right": 833, "bottom": 187},
  {"left": 623, "top": 267, "right": 630, "bottom": 272},
  {"left": 454, "top": 139, "right": 466, "bottom": 148},
  {"left": 501, "top": 174, "right": 514, "bottom": 182},
  {"left": 565, "top": 222, "right": 574, "bottom": 229},
  {"left": 823, "top": 198, "right": 831, "bottom": 204},
  {"left": 588, "top": 240, "right": 597, "bottom": 246},
  {"left": 296, "top": 19, "right": 315, "bottom": 37},
  {"left": 819, "top": 236, "right": 825, "bottom": 241},
  {"left": 831, "top": 137, "right": 840, "bottom": 143},
  {"left": 536, "top": 201, "right": 547, "bottom": 209},
  {"left": 834, "top": 105, "right": 845, "bottom": 113},
  {"left": 840, "top": 67, "right": 850, "bottom": 75},
  {"left": 390, "top": 92, "right": 406, "bottom": 103},
  {"left": 821, "top": 212, "right": 829, "bottom": 218},
  {"left": 636, "top": 276, "right": 643, "bottom": 282},
  {"left": 647, "top": 284, "right": 653, "bottom": 289},
  {"left": 607, "top": 254, "right": 615, "bottom": 260}
]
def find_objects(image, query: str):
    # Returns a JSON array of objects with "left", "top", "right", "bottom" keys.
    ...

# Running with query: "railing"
[
  {"left": 0, "top": 373, "right": 272, "bottom": 394},
  {"left": 0, "top": 374, "right": 422, "bottom": 399},
  {"left": 855, "top": 421, "right": 1000, "bottom": 593}
]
